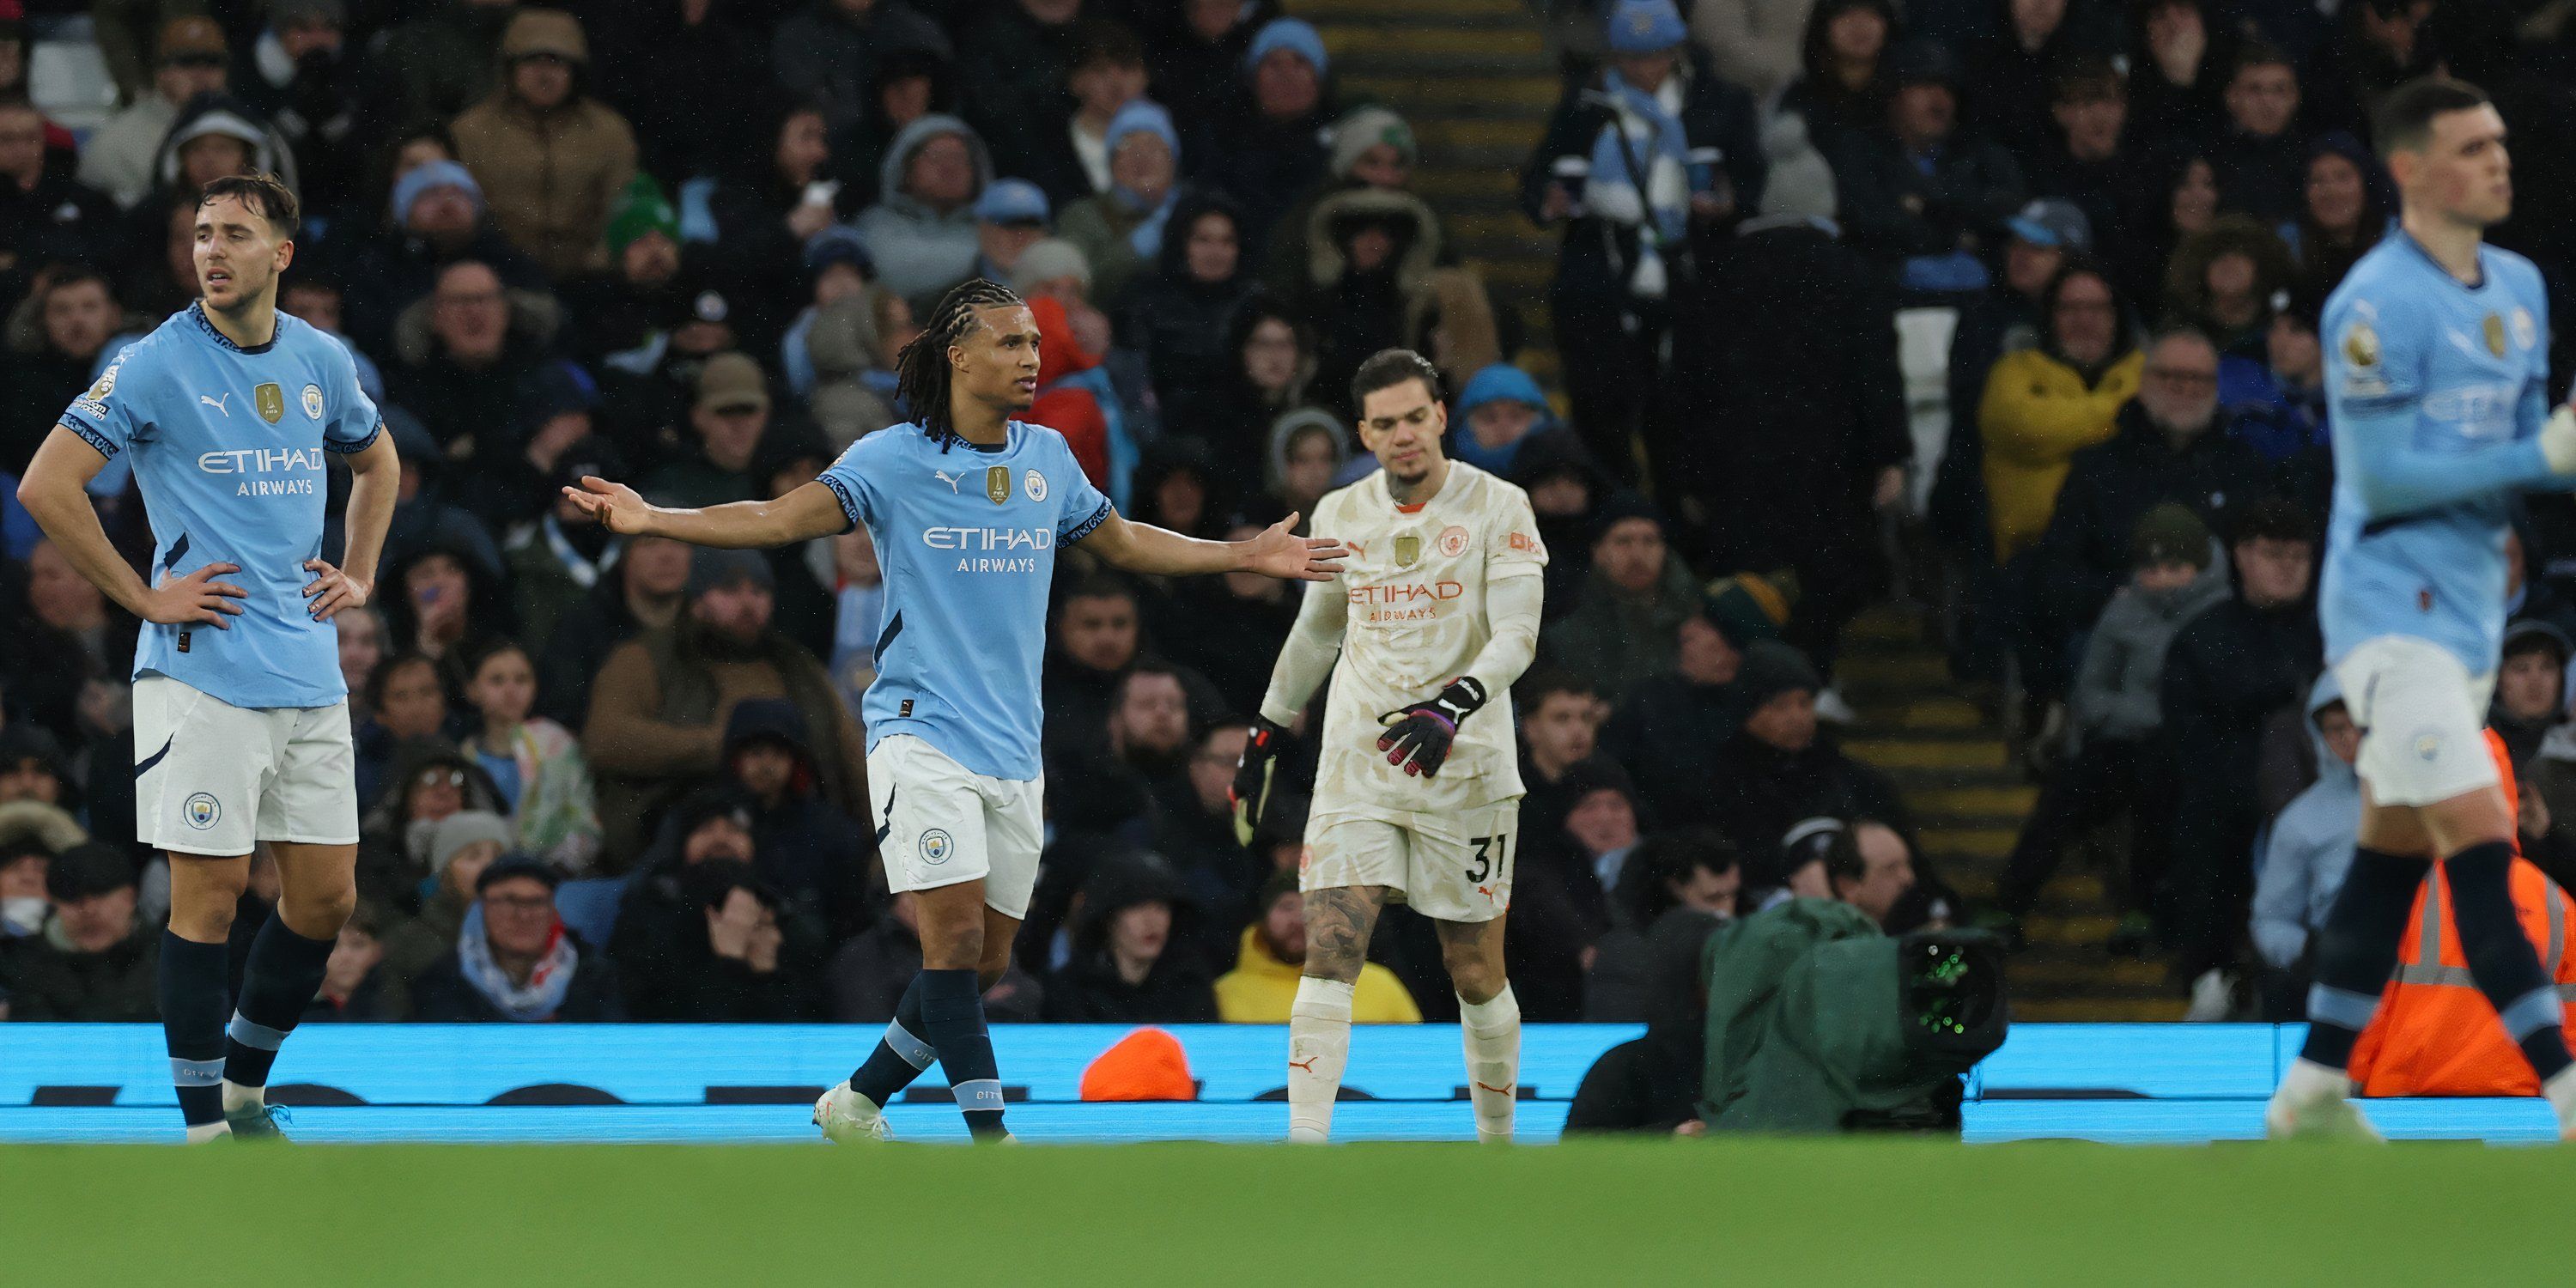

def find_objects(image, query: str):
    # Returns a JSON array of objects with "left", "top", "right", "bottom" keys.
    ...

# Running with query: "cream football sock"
[{"left": 1287, "top": 976, "right": 1355, "bottom": 1143}]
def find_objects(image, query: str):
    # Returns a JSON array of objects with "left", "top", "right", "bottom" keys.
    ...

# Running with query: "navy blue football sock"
[
  {"left": 2298, "top": 847, "right": 2424, "bottom": 1072},
  {"left": 159, "top": 931, "right": 231, "bottom": 1128},
  {"left": 2444, "top": 841, "right": 2576, "bottom": 1082},
  {"left": 920, "top": 968, "right": 1007, "bottom": 1139},
  {"left": 222, "top": 914, "right": 336, "bottom": 1091},
  {"left": 848, "top": 975, "right": 933, "bottom": 1106}
]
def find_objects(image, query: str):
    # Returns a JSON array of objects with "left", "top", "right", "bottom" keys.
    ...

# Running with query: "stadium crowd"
[{"left": 1, "top": 0, "right": 2574, "bottom": 1030}]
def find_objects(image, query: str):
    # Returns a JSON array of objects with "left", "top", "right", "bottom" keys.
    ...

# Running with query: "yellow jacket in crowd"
[
  {"left": 1213, "top": 926, "right": 1423, "bottom": 1024},
  {"left": 1978, "top": 347, "right": 2144, "bottom": 563}
]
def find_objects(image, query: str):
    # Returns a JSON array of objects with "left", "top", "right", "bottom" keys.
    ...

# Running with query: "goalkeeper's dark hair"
[
  {"left": 1349, "top": 347, "right": 1443, "bottom": 412},
  {"left": 896, "top": 277, "right": 1024, "bottom": 445},
  {"left": 200, "top": 172, "right": 301, "bottom": 240}
]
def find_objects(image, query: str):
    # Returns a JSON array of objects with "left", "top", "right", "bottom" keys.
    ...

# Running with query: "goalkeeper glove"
[
  {"left": 1230, "top": 715, "right": 1290, "bottom": 846},
  {"left": 1377, "top": 677, "right": 1490, "bottom": 779}
]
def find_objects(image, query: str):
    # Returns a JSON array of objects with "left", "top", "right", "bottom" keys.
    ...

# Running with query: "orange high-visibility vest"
[{"left": 2348, "top": 732, "right": 2576, "bottom": 1097}]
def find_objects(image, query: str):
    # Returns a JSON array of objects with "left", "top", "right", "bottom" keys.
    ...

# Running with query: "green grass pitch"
[{"left": 3, "top": 1139, "right": 2567, "bottom": 1285}]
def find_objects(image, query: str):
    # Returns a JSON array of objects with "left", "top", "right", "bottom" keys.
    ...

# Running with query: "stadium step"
[{"left": 1834, "top": 606, "right": 2188, "bottom": 1018}]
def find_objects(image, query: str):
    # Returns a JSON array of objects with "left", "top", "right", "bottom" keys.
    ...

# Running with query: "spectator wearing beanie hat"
[
  {"left": 1538, "top": 492, "right": 1705, "bottom": 706},
  {"left": 971, "top": 179, "right": 1054, "bottom": 283},
  {"left": 1057, "top": 100, "right": 1182, "bottom": 314},
  {"left": 1449, "top": 362, "right": 1578, "bottom": 478},
  {"left": 1519, "top": 0, "right": 1765, "bottom": 477},
  {"left": 451, "top": 7, "right": 641, "bottom": 280},
  {"left": 563, "top": 175, "right": 691, "bottom": 364},
  {"left": 409, "top": 855, "right": 624, "bottom": 1023},
  {"left": 1258, "top": 105, "right": 1447, "bottom": 296},
  {"left": 644, "top": 352, "right": 775, "bottom": 509},
  {"left": 1204, "top": 17, "right": 1337, "bottom": 247},
  {"left": 376, "top": 811, "right": 515, "bottom": 1009},
  {"left": 1601, "top": 575, "right": 1794, "bottom": 829},
  {"left": 5, "top": 842, "right": 154, "bottom": 1020},
  {"left": 1989, "top": 503, "right": 2223, "bottom": 934},
  {"left": 343, "top": 159, "right": 548, "bottom": 359},
  {"left": 1701, "top": 641, "right": 1909, "bottom": 856}
]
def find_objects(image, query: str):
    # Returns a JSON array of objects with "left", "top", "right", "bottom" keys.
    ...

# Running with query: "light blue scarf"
[{"left": 1589, "top": 69, "right": 1695, "bottom": 242}]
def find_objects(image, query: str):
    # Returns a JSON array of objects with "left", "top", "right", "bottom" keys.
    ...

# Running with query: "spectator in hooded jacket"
[
  {"left": 853, "top": 114, "right": 993, "bottom": 311},
  {"left": 1774, "top": 0, "right": 1895, "bottom": 161},
  {"left": 1123, "top": 190, "right": 1255, "bottom": 419},
  {"left": 450, "top": 9, "right": 640, "bottom": 281},
  {"left": 1163, "top": 296, "right": 1319, "bottom": 501},
  {"left": 723, "top": 698, "right": 873, "bottom": 941},
  {"left": 2248, "top": 674, "right": 2358, "bottom": 1019},
  {"left": 1259, "top": 106, "right": 1443, "bottom": 299},
  {"left": 771, "top": 0, "right": 953, "bottom": 140},
  {"left": 2280, "top": 131, "right": 2392, "bottom": 298},
  {"left": 1043, "top": 857, "right": 1219, "bottom": 1023},
  {"left": 1448, "top": 363, "right": 1574, "bottom": 481}
]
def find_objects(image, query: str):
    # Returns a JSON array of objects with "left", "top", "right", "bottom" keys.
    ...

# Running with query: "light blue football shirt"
[
  {"left": 2320, "top": 234, "right": 2559, "bottom": 671},
  {"left": 57, "top": 303, "right": 382, "bottom": 708},
  {"left": 819, "top": 421, "right": 1112, "bottom": 781}
]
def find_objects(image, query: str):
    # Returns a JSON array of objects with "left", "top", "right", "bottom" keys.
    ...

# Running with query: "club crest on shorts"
[
  {"left": 919, "top": 828, "right": 954, "bottom": 865},
  {"left": 183, "top": 793, "right": 222, "bottom": 830},
  {"left": 254, "top": 382, "right": 286, "bottom": 424},
  {"left": 302, "top": 383, "right": 325, "bottom": 420},
  {"left": 1437, "top": 525, "right": 1469, "bottom": 558},
  {"left": 2415, "top": 732, "right": 2443, "bottom": 762},
  {"left": 1394, "top": 533, "right": 1420, "bottom": 567},
  {"left": 986, "top": 465, "right": 1011, "bottom": 505}
]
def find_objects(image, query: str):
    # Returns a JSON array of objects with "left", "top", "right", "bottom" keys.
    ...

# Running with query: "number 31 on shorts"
[{"left": 1465, "top": 833, "right": 1510, "bottom": 884}]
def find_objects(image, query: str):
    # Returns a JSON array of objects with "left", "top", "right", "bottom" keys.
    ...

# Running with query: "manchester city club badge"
[{"left": 302, "top": 383, "right": 325, "bottom": 420}]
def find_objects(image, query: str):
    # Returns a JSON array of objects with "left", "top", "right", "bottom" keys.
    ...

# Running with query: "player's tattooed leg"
[
  {"left": 1433, "top": 914, "right": 1510, "bottom": 1005},
  {"left": 1301, "top": 884, "right": 1386, "bottom": 984}
]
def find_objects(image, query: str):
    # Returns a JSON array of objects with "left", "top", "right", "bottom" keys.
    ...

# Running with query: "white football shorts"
[
  {"left": 2333, "top": 635, "right": 2500, "bottom": 808},
  {"left": 132, "top": 674, "right": 359, "bottom": 857},
  {"left": 1302, "top": 796, "right": 1522, "bottom": 924},
  {"left": 866, "top": 733, "right": 1044, "bottom": 920}
]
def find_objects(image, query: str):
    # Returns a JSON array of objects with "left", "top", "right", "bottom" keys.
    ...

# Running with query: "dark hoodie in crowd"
[{"left": 1042, "top": 857, "right": 1218, "bottom": 1023}]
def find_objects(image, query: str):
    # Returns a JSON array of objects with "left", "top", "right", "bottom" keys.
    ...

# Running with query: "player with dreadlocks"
[{"left": 565, "top": 280, "right": 1345, "bottom": 1142}]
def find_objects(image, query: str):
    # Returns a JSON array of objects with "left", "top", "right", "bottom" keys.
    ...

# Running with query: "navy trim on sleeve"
[
  {"left": 1061, "top": 500, "right": 1112, "bottom": 544},
  {"left": 323, "top": 421, "right": 384, "bottom": 454},
  {"left": 63, "top": 419, "right": 118, "bottom": 459},
  {"left": 821, "top": 473, "right": 862, "bottom": 532}
]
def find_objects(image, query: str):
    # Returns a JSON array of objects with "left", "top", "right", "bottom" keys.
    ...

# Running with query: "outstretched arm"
[
  {"left": 1078, "top": 507, "right": 1346, "bottom": 580},
  {"left": 560, "top": 476, "right": 852, "bottom": 548},
  {"left": 1258, "top": 578, "right": 1350, "bottom": 726}
]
